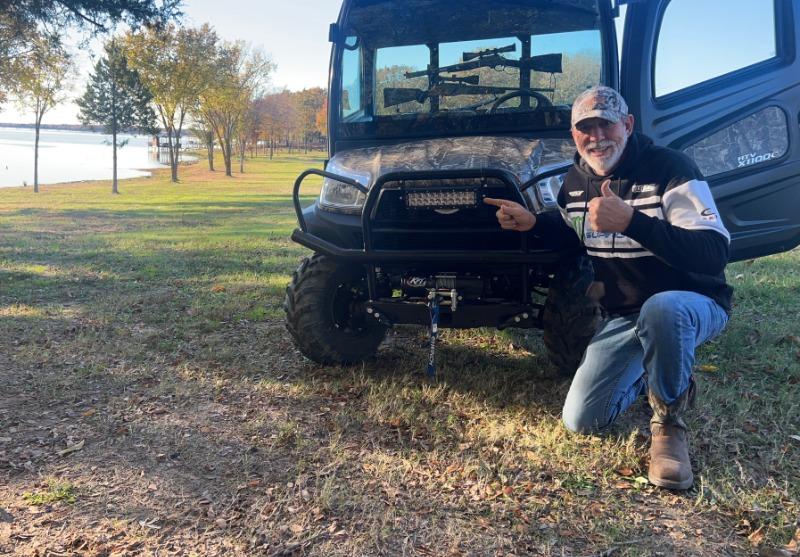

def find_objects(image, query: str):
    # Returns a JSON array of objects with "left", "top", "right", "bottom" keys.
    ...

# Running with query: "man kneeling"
[{"left": 486, "top": 86, "right": 732, "bottom": 490}]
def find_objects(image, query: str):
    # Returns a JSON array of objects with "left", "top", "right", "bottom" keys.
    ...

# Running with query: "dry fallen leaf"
[
  {"left": 785, "top": 528, "right": 800, "bottom": 552},
  {"left": 749, "top": 525, "right": 766, "bottom": 546},
  {"left": 445, "top": 463, "right": 461, "bottom": 474},
  {"left": 57, "top": 439, "right": 85, "bottom": 457},
  {"left": 776, "top": 334, "right": 800, "bottom": 347},
  {"left": 289, "top": 523, "right": 304, "bottom": 535},
  {"left": 696, "top": 364, "right": 719, "bottom": 373},
  {"left": 81, "top": 408, "right": 97, "bottom": 418},
  {"left": 382, "top": 484, "right": 400, "bottom": 500},
  {"left": 617, "top": 467, "right": 634, "bottom": 477},
  {"left": 211, "top": 284, "right": 226, "bottom": 293},
  {"left": 743, "top": 422, "right": 759, "bottom": 433},
  {"left": 138, "top": 518, "right": 161, "bottom": 530}
]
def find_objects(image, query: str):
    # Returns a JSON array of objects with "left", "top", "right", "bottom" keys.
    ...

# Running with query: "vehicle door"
[{"left": 619, "top": 0, "right": 800, "bottom": 261}]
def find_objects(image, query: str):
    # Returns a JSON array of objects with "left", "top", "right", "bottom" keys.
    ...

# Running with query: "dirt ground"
[{"left": 0, "top": 321, "right": 788, "bottom": 557}]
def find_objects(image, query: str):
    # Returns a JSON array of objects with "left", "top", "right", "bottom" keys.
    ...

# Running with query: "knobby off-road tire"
[
  {"left": 284, "top": 254, "right": 387, "bottom": 364},
  {"left": 543, "top": 254, "right": 603, "bottom": 377}
]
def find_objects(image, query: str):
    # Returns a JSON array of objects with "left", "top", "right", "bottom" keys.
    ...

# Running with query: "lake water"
[{"left": 0, "top": 127, "right": 168, "bottom": 189}]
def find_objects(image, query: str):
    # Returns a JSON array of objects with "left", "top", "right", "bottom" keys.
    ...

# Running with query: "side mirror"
[{"left": 329, "top": 23, "right": 340, "bottom": 43}]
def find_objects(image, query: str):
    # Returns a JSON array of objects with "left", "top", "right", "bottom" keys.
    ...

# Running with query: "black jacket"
[{"left": 535, "top": 132, "right": 733, "bottom": 315}]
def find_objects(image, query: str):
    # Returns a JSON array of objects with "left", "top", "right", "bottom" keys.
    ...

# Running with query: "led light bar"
[{"left": 405, "top": 188, "right": 478, "bottom": 209}]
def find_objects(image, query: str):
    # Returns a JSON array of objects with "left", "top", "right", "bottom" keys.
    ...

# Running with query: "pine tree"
[{"left": 77, "top": 40, "right": 158, "bottom": 194}]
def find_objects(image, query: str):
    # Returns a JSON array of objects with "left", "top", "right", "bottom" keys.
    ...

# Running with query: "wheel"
[
  {"left": 284, "top": 254, "right": 387, "bottom": 364},
  {"left": 542, "top": 254, "right": 603, "bottom": 377},
  {"left": 488, "top": 89, "right": 553, "bottom": 114}
]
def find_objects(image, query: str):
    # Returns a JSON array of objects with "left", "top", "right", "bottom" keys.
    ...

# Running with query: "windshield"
[{"left": 338, "top": 0, "right": 604, "bottom": 136}]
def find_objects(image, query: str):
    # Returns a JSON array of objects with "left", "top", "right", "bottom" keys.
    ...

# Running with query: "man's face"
[{"left": 571, "top": 114, "right": 634, "bottom": 176}]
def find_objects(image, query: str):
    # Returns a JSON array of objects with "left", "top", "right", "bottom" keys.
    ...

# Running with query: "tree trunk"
[
  {"left": 202, "top": 129, "right": 214, "bottom": 171},
  {"left": 166, "top": 128, "right": 178, "bottom": 182},
  {"left": 112, "top": 126, "right": 119, "bottom": 194},
  {"left": 224, "top": 136, "right": 232, "bottom": 176},
  {"left": 112, "top": 85, "right": 119, "bottom": 194},
  {"left": 34, "top": 123, "right": 40, "bottom": 193}
]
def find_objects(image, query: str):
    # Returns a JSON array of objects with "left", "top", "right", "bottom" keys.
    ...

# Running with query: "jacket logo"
[
  {"left": 631, "top": 184, "right": 657, "bottom": 193},
  {"left": 568, "top": 190, "right": 584, "bottom": 198},
  {"left": 700, "top": 208, "right": 718, "bottom": 221},
  {"left": 571, "top": 216, "right": 585, "bottom": 236}
]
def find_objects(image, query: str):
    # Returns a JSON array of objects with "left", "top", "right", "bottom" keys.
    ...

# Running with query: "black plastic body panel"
[{"left": 621, "top": 0, "right": 800, "bottom": 261}]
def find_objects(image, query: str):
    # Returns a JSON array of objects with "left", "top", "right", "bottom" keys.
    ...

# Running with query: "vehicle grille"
[{"left": 369, "top": 177, "right": 525, "bottom": 251}]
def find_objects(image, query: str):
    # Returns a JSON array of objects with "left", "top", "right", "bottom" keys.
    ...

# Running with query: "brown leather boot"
[{"left": 647, "top": 387, "right": 694, "bottom": 490}]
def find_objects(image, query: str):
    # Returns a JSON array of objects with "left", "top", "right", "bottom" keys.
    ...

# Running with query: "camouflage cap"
[{"left": 571, "top": 86, "right": 629, "bottom": 127}]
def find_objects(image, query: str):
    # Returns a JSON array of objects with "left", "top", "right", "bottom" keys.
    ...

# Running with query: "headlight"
[
  {"left": 532, "top": 173, "right": 565, "bottom": 211},
  {"left": 319, "top": 177, "right": 367, "bottom": 213}
]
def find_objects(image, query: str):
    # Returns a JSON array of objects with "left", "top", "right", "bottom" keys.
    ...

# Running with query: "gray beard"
[{"left": 582, "top": 136, "right": 628, "bottom": 176}]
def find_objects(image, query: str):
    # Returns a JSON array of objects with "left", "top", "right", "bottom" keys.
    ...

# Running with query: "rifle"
[
  {"left": 404, "top": 52, "right": 562, "bottom": 79},
  {"left": 383, "top": 83, "right": 553, "bottom": 109},
  {"left": 439, "top": 75, "right": 480, "bottom": 85},
  {"left": 462, "top": 44, "right": 516, "bottom": 62}
]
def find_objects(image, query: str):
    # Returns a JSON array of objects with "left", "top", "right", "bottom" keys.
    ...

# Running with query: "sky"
[{"left": 0, "top": 0, "right": 342, "bottom": 125}]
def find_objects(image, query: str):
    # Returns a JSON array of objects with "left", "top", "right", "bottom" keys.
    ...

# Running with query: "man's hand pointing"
[
  {"left": 484, "top": 197, "right": 536, "bottom": 232},
  {"left": 587, "top": 179, "right": 634, "bottom": 233}
]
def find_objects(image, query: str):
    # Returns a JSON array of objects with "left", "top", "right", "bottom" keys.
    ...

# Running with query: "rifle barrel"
[
  {"left": 404, "top": 52, "right": 562, "bottom": 79},
  {"left": 462, "top": 44, "right": 516, "bottom": 62}
]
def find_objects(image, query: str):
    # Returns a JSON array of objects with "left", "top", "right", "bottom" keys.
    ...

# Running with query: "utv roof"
[{"left": 342, "top": 0, "right": 601, "bottom": 47}]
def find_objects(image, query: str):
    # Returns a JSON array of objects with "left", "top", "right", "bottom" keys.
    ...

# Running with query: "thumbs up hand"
[{"left": 588, "top": 179, "right": 634, "bottom": 232}]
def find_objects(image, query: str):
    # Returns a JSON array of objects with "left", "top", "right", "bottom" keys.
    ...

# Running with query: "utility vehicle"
[{"left": 286, "top": 0, "right": 800, "bottom": 374}]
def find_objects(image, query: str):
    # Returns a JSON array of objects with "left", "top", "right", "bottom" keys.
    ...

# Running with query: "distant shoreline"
[
  {"left": 0, "top": 123, "right": 149, "bottom": 134},
  {"left": 0, "top": 171, "right": 154, "bottom": 190}
]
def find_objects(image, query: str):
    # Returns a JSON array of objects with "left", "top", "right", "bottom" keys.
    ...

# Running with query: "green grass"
[
  {"left": 22, "top": 479, "right": 78, "bottom": 506},
  {"left": 0, "top": 153, "right": 798, "bottom": 556}
]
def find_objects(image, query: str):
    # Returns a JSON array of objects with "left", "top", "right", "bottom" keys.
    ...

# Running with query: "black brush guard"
[{"left": 291, "top": 167, "right": 573, "bottom": 329}]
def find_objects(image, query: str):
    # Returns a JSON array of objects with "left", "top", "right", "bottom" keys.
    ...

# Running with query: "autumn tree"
[
  {"left": 532, "top": 53, "right": 601, "bottom": 105},
  {"left": 237, "top": 97, "right": 265, "bottom": 169},
  {"left": 315, "top": 97, "right": 328, "bottom": 149},
  {"left": 188, "top": 121, "right": 216, "bottom": 171},
  {"left": 11, "top": 38, "right": 72, "bottom": 193},
  {"left": 0, "top": 14, "right": 37, "bottom": 109},
  {"left": 292, "top": 87, "right": 326, "bottom": 152},
  {"left": 77, "top": 40, "right": 158, "bottom": 194},
  {"left": 197, "top": 41, "right": 273, "bottom": 176},
  {"left": 260, "top": 90, "right": 297, "bottom": 159},
  {"left": 123, "top": 24, "right": 217, "bottom": 182}
]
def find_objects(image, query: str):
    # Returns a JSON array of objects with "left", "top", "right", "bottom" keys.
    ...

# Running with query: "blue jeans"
[{"left": 562, "top": 291, "right": 729, "bottom": 434}]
